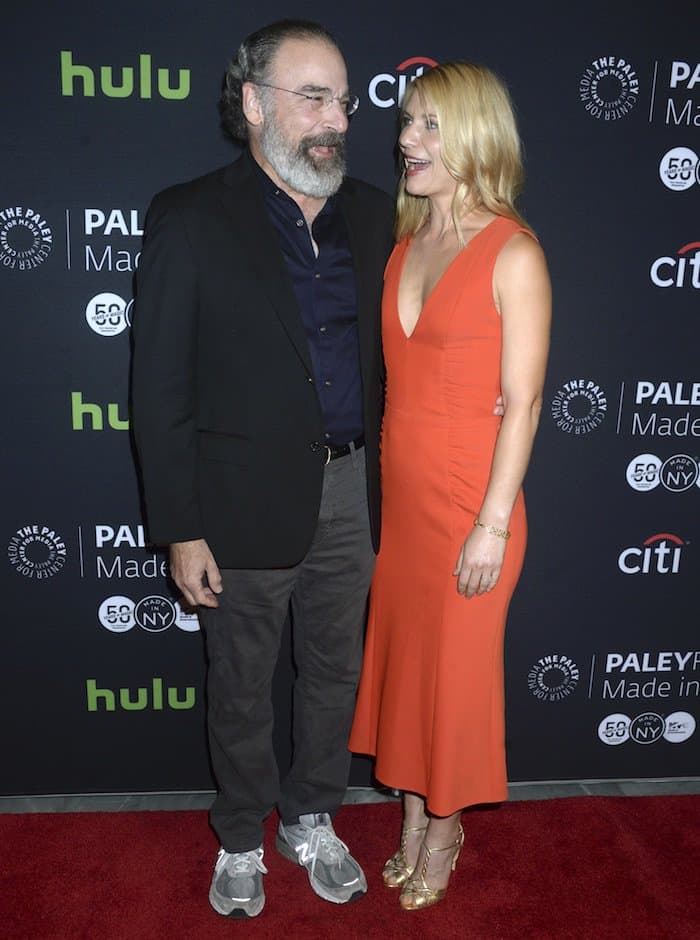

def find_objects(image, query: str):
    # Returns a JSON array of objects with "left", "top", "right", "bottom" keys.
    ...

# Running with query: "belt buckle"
[{"left": 323, "top": 444, "right": 332, "bottom": 466}]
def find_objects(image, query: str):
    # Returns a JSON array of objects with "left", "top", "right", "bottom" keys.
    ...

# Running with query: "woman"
[{"left": 349, "top": 62, "right": 551, "bottom": 911}]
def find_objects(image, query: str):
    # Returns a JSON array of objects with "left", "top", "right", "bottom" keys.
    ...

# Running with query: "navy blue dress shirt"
[{"left": 255, "top": 163, "right": 363, "bottom": 446}]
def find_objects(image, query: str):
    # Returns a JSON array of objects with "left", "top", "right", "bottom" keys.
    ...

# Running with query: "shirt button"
[
  {"left": 324, "top": 380, "right": 332, "bottom": 387},
  {"left": 324, "top": 432, "right": 331, "bottom": 440},
  {"left": 296, "top": 218, "right": 304, "bottom": 227},
  {"left": 319, "top": 325, "right": 327, "bottom": 334},
  {"left": 314, "top": 273, "right": 321, "bottom": 279},
  {"left": 307, "top": 376, "right": 314, "bottom": 384}
]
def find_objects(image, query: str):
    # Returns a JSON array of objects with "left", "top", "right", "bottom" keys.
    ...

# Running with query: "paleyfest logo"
[
  {"left": 368, "top": 56, "right": 437, "bottom": 109},
  {"left": 0, "top": 207, "right": 53, "bottom": 270},
  {"left": 579, "top": 55, "right": 639, "bottom": 120}
]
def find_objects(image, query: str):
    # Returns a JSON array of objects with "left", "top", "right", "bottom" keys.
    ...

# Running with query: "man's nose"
[{"left": 323, "top": 99, "right": 349, "bottom": 133}]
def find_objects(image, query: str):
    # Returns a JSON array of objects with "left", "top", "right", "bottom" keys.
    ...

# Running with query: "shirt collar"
[{"left": 252, "top": 155, "right": 338, "bottom": 219}]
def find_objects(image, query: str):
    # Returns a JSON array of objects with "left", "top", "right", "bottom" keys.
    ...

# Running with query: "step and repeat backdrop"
[{"left": 3, "top": 2, "right": 698, "bottom": 795}]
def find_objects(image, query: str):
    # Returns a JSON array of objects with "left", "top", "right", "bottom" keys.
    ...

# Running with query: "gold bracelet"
[{"left": 474, "top": 518, "right": 511, "bottom": 540}]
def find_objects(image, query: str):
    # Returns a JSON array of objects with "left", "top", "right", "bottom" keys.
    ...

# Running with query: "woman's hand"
[{"left": 453, "top": 526, "right": 507, "bottom": 598}]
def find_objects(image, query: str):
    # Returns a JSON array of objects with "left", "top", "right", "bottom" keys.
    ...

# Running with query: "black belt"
[{"left": 311, "top": 435, "right": 364, "bottom": 465}]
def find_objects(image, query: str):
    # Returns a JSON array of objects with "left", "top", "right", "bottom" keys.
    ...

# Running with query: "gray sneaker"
[
  {"left": 208, "top": 845, "right": 267, "bottom": 918},
  {"left": 276, "top": 813, "right": 367, "bottom": 904}
]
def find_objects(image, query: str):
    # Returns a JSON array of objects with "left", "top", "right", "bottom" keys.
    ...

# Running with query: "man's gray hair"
[{"left": 220, "top": 19, "right": 339, "bottom": 141}]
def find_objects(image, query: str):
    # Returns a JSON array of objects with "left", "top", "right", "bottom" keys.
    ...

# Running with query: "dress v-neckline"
[{"left": 396, "top": 217, "right": 501, "bottom": 340}]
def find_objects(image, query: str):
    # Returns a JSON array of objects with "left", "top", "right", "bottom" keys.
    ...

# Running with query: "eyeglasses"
[{"left": 252, "top": 81, "right": 359, "bottom": 116}]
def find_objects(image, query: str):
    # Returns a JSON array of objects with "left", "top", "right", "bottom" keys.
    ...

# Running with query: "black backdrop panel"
[{"left": 2, "top": 2, "right": 698, "bottom": 794}]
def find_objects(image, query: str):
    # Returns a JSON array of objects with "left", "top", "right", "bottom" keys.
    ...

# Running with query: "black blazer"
[{"left": 131, "top": 151, "right": 395, "bottom": 568}]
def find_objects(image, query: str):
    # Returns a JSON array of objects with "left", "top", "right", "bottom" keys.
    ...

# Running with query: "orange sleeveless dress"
[{"left": 349, "top": 216, "right": 531, "bottom": 816}]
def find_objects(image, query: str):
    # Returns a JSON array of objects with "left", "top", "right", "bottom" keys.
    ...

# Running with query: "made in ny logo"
[{"left": 368, "top": 56, "right": 437, "bottom": 109}]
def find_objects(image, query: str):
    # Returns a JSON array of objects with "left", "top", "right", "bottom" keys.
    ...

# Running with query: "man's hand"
[
  {"left": 494, "top": 395, "right": 505, "bottom": 417},
  {"left": 169, "top": 539, "right": 223, "bottom": 608}
]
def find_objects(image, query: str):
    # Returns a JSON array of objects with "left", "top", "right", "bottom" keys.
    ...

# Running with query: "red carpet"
[{"left": 2, "top": 797, "right": 698, "bottom": 939}]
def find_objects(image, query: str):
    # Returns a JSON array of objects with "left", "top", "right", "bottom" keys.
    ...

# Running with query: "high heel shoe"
[
  {"left": 399, "top": 824, "right": 464, "bottom": 911},
  {"left": 382, "top": 824, "right": 427, "bottom": 888}
]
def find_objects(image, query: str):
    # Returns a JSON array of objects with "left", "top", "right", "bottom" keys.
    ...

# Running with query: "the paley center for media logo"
[
  {"left": 579, "top": 55, "right": 639, "bottom": 121},
  {"left": 7, "top": 524, "right": 66, "bottom": 579},
  {"left": 0, "top": 207, "right": 53, "bottom": 271},
  {"left": 551, "top": 378, "right": 607, "bottom": 434}
]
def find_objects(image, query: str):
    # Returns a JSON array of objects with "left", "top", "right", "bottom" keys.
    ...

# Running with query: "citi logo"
[
  {"left": 368, "top": 56, "right": 437, "bottom": 109},
  {"left": 71, "top": 392, "right": 129, "bottom": 431},
  {"left": 650, "top": 242, "right": 700, "bottom": 288},
  {"left": 86, "top": 677, "right": 195, "bottom": 712},
  {"left": 60, "top": 51, "right": 190, "bottom": 100},
  {"left": 618, "top": 533, "right": 685, "bottom": 575}
]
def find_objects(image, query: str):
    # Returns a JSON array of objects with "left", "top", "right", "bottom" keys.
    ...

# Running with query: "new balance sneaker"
[
  {"left": 276, "top": 813, "right": 367, "bottom": 904},
  {"left": 208, "top": 845, "right": 267, "bottom": 918}
]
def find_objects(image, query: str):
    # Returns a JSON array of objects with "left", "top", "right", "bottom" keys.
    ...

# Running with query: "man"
[{"left": 131, "top": 20, "right": 394, "bottom": 918}]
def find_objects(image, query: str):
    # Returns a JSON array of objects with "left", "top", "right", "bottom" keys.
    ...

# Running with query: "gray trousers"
[{"left": 198, "top": 446, "right": 375, "bottom": 852}]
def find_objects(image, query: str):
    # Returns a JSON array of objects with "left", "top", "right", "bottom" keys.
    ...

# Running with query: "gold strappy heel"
[
  {"left": 399, "top": 824, "right": 464, "bottom": 910},
  {"left": 382, "top": 824, "right": 428, "bottom": 888}
]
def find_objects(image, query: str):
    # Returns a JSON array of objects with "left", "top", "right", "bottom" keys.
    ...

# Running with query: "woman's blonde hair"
[{"left": 395, "top": 61, "right": 528, "bottom": 244}]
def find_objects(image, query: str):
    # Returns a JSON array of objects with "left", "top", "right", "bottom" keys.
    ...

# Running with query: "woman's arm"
[{"left": 454, "top": 232, "right": 552, "bottom": 597}]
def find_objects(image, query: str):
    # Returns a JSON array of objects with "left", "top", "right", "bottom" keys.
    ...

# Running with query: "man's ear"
[{"left": 242, "top": 82, "right": 264, "bottom": 128}]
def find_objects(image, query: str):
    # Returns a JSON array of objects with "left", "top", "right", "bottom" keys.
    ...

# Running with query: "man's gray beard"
[{"left": 259, "top": 118, "right": 346, "bottom": 199}]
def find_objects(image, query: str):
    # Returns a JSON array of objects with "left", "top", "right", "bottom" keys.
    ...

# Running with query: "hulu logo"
[
  {"left": 86, "top": 678, "right": 196, "bottom": 712},
  {"left": 60, "top": 51, "right": 190, "bottom": 100},
  {"left": 71, "top": 392, "right": 129, "bottom": 431}
]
